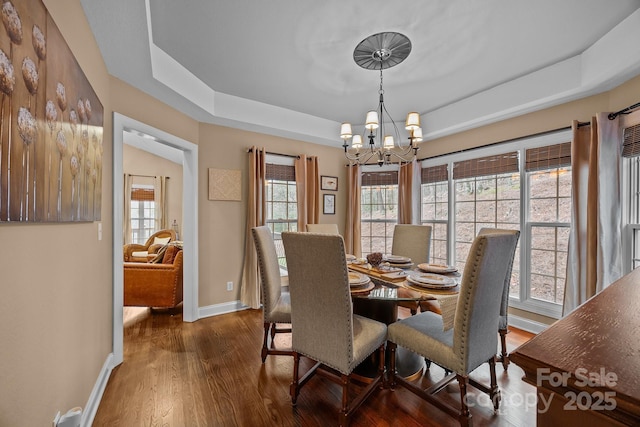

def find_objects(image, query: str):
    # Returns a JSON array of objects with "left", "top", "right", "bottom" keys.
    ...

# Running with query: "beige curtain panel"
[
  {"left": 154, "top": 176, "right": 169, "bottom": 230},
  {"left": 398, "top": 159, "right": 420, "bottom": 224},
  {"left": 295, "top": 155, "right": 320, "bottom": 230},
  {"left": 345, "top": 164, "right": 362, "bottom": 257},
  {"left": 563, "top": 112, "right": 635, "bottom": 315},
  {"left": 123, "top": 174, "right": 133, "bottom": 245},
  {"left": 240, "top": 147, "right": 267, "bottom": 309}
]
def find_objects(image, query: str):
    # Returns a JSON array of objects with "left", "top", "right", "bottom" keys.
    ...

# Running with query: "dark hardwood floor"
[{"left": 93, "top": 306, "right": 537, "bottom": 426}]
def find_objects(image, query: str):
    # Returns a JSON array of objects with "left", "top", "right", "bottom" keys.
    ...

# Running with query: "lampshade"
[
  {"left": 405, "top": 112, "right": 421, "bottom": 130},
  {"left": 352, "top": 134, "right": 363, "bottom": 149},
  {"left": 383, "top": 135, "right": 394, "bottom": 149},
  {"left": 365, "top": 111, "right": 379, "bottom": 130},
  {"left": 412, "top": 127, "right": 423, "bottom": 141},
  {"left": 340, "top": 123, "right": 353, "bottom": 139}
]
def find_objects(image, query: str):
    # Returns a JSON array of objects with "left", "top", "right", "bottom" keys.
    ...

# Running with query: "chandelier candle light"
[{"left": 340, "top": 32, "right": 422, "bottom": 166}]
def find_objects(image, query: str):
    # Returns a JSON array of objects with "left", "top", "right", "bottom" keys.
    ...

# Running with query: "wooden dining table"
[{"left": 347, "top": 262, "right": 461, "bottom": 379}]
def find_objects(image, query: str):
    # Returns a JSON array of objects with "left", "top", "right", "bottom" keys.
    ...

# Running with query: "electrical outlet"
[
  {"left": 52, "top": 411, "right": 60, "bottom": 427},
  {"left": 226, "top": 281, "right": 233, "bottom": 291}
]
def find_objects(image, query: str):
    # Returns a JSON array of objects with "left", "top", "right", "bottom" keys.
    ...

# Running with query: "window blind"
[
  {"left": 525, "top": 142, "right": 571, "bottom": 171},
  {"left": 266, "top": 163, "right": 295, "bottom": 181},
  {"left": 131, "top": 187, "right": 154, "bottom": 201},
  {"left": 622, "top": 123, "right": 640, "bottom": 158},
  {"left": 453, "top": 152, "right": 519, "bottom": 180},
  {"left": 421, "top": 164, "right": 448, "bottom": 184},
  {"left": 361, "top": 170, "right": 398, "bottom": 186}
]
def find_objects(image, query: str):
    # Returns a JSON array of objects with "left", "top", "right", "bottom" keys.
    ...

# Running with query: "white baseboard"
[
  {"left": 509, "top": 314, "right": 550, "bottom": 334},
  {"left": 198, "top": 300, "right": 249, "bottom": 319},
  {"left": 81, "top": 353, "right": 114, "bottom": 427}
]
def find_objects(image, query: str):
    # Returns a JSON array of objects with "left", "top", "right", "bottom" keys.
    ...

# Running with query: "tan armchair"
[
  {"left": 124, "top": 250, "right": 183, "bottom": 308},
  {"left": 123, "top": 229, "right": 176, "bottom": 262}
]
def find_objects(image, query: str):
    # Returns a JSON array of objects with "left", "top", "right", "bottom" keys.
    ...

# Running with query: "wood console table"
[{"left": 510, "top": 268, "right": 640, "bottom": 426}]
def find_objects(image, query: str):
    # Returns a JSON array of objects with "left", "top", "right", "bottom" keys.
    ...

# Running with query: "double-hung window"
[
  {"left": 360, "top": 168, "right": 398, "bottom": 257},
  {"left": 130, "top": 184, "right": 155, "bottom": 244},
  {"left": 622, "top": 123, "right": 640, "bottom": 271},
  {"left": 420, "top": 164, "right": 449, "bottom": 264},
  {"left": 524, "top": 143, "right": 571, "bottom": 308},
  {"left": 265, "top": 159, "right": 297, "bottom": 269},
  {"left": 420, "top": 129, "right": 573, "bottom": 319}
]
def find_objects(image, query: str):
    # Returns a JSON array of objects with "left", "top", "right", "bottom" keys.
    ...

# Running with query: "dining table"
[{"left": 347, "top": 257, "right": 461, "bottom": 380}]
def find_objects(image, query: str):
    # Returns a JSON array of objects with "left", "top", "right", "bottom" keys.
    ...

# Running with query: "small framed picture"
[
  {"left": 323, "top": 194, "right": 335, "bottom": 215},
  {"left": 321, "top": 175, "right": 338, "bottom": 191}
]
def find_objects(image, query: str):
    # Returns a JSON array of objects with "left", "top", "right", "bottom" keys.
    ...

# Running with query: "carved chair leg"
[
  {"left": 261, "top": 323, "right": 271, "bottom": 362},
  {"left": 388, "top": 342, "right": 397, "bottom": 389},
  {"left": 488, "top": 356, "right": 501, "bottom": 411},
  {"left": 290, "top": 352, "right": 301, "bottom": 405},
  {"left": 457, "top": 374, "right": 472, "bottom": 427},
  {"left": 499, "top": 328, "right": 509, "bottom": 370}
]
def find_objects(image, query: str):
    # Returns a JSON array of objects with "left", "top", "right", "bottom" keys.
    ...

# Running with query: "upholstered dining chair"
[
  {"left": 477, "top": 228, "right": 520, "bottom": 370},
  {"left": 387, "top": 232, "right": 519, "bottom": 427},
  {"left": 251, "top": 226, "right": 293, "bottom": 362},
  {"left": 305, "top": 223, "right": 340, "bottom": 234},
  {"left": 282, "top": 231, "right": 387, "bottom": 426},
  {"left": 392, "top": 224, "right": 432, "bottom": 315}
]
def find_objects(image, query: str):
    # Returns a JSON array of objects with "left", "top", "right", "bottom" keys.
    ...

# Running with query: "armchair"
[
  {"left": 124, "top": 249, "right": 183, "bottom": 308},
  {"left": 123, "top": 229, "right": 176, "bottom": 262}
]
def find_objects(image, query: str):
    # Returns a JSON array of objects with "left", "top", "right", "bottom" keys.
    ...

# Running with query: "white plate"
[
  {"left": 384, "top": 255, "right": 411, "bottom": 263},
  {"left": 407, "top": 272, "right": 456, "bottom": 287},
  {"left": 348, "top": 272, "right": 370, "bottom": 286},
  {"left": 417, "top": 263, "right": 458, "bottom": 274},
  {"left": 346, "top": 254, "right": 357, "bottom": 262}
]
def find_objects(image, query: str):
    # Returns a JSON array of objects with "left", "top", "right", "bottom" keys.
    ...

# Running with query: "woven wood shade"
[
  {"left": 266, "top": 163, "right": 295, "bottom": 181},
  {"left": 421, "top": 164, "right": 448, "bottom": 184},
  {"left": 525, "top": 142, "right": 571, "bottom": 171},
  {"left": 453, "top": 152, "right": 519, "bottom": 180},
  {"left": 623, "top": 123, "right": 640, "bottom": 158},
  {"left": 131, "top": 187, "right": 154, "bottom": 201},
  {"left": 361, "top": 170, "right": 398, "bottom": 186}
]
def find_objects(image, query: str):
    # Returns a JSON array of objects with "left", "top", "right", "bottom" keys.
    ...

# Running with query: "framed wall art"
[
  {"left": 323, "top": 193, "right": 335, "bottom": 215},
  {"left": 0, "top": 0, "right": 104, "bottom": 222},
  {"left": 321, "top": 175, "right": 338, "bottom": 191}
]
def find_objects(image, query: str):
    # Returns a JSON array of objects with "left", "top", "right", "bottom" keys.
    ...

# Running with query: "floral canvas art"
[{"left": 0, "top": 0, "right": 103, "bottom": 222}]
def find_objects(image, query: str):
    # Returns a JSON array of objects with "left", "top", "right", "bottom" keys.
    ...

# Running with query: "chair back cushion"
[
  {"left": 282, "top": 232, "right": 354, "bottom": 373},
  {"left": 453, "top": 232, "right": 519, "bottom": 372},
  {"left": 391, "top": 224, "right": 432, "bottom": 264},
  {"left": 252, "top": 227, "right": 284, "bottom": 320},
  {"left": 478, "top": 228, "right": 520, "bottom": 328},
  {"left": 305, "top": 223, "right": 340, "bottom": 234}
]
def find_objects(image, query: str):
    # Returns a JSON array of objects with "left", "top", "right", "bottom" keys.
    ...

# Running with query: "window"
[
  {"left": 420, "top": 164, "right": 449, "bottom": 264},
  {"left": 525, "top": 143, "right": 572, "bottom": 305},
  {"left": 130, "top": 184, "right": 155, "bottom": 244},
  {"left": 453, "top": 152, "right": 521, "bottom": 288},
  {"left": 361, "top": 169, "right": 398, "bottom": 257},
  {"left": 420, "top": 129, "right": 572, "bottom": 319},
  {"left": 623, "top": 123, "right": 640, "bottom": 271},
  {"left": 265, "top": 162, "right": 297, "bottom": 269}
]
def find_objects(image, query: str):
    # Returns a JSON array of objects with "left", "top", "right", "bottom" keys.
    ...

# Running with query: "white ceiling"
[{"left": 81, "top": 0, "right": 640, "bottom": 147}]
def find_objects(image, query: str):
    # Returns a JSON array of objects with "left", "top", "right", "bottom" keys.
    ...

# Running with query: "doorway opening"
[{"left": 112, "top": 113, "right": 198, "bottom": 366}]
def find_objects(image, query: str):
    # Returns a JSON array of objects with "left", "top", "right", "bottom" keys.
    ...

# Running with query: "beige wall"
[
  {"left": 0, "top": 1, "right": 113, "bottom": 426},
  {"left": 198, "top": 123, "right": 346, "bottom": 305},
  {"left": 123, "top": 145, "right": 184, "bottom": 237},
  {"left": 1, "top": 1, "right": 639, "bottom": 425}
]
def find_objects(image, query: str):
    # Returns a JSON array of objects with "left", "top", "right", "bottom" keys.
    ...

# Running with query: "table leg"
[{"left": 352, "top": 298, "right": 424, "bottom": 380}]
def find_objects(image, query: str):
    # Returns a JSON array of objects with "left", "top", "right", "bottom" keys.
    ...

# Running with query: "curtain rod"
[
  {"left": 417, "top": 121, "right": 589, "bottom": 163},
  {"left": 246, "top": 148, "right": 302, "bottom": 159},
  {"left": 609, "top": 101, "right": 640, "bottom": 120},
  {"left": 127, "top": 174, "right": 169, "bottom": 179}
]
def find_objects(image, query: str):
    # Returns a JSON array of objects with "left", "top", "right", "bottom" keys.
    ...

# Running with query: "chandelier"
[{"left": 340, "top": 32, "right": 422, "bottom": 166}]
